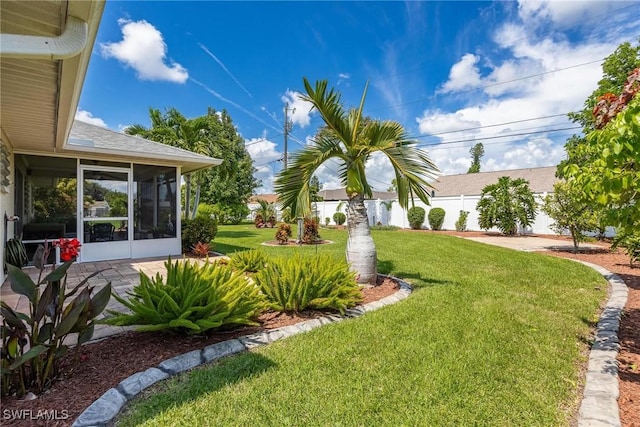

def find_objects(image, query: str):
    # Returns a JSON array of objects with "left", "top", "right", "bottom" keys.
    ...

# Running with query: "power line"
[
  {"left": 369, "top": 58, "right": 606, "bottom": 113},
  {"left": 415, "top": 126, "right": 581, "bottom": 149},
  {"left": 410, "top": 112, "right": 572, "bottom": 139}
]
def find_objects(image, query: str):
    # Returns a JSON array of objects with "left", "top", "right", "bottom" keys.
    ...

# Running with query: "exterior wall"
[{"left": 1, "top": 136, "right": 15, "bottom": 284}]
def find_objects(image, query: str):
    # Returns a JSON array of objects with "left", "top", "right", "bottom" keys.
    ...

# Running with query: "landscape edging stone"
[{"left": 72, "top": 274, "right": 412, "bottom": 426}]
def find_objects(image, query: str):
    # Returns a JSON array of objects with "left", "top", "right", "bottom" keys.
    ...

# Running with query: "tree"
[
  {"left": 256, "top": 199, "right": 276, "bottom": 226},
  {"left": 199, "top": 109, "right": 259, "bottom": 222},
  {"left": 275, "top": 78, "right": 438, "bottom": 285},
  {"left": 467, "top": 143, "right": 484, "bottom": 173},
  {"left": 563, "top": 79, "right": 639, "bottom": 234},
  {"left": 310, "top": 176, "right": 323, "bottom": 202},
  {"left": 541, "top": 181, "right": 597, "bottom": 251},
  {"left": 477, "top": 177, "right": 537, "bottom": 235},
  {"left": 387, "top": 178, "right": 398, "bottom": 193},
  {"left": 127, "top": 108, "right": 211, "bottom": 219}
]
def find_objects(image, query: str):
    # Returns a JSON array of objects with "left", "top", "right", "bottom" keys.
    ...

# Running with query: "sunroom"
[
  {"left": 0, "top": 0, "right": 220, "bottom": 282},
  {"left": 10, "top": 121, "right": 220, "bottom": 265}
]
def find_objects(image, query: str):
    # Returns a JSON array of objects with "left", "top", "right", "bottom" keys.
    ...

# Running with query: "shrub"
[
  {"left": 255, "top": 254, "right": 362, "bottom": 313},
  {"left": 455, "top": 210, "right": 469, "bottom": 232},
  {"left": 4, "top": 238, "right": 28, "bottom": 272},
  {"left": 333, "top": 212, "right": 346, "bottom": 226},
  {"left": 281, "top": 207, "right": 293, "bottom": 224},
  {"left": 182, "top": 216, "right": 218, "bottom": 252},
  {"left": 325, "top": 217, "right": 330, "bottom": 226},
  {"left": 196, "top": 203, "right": 216, "bottom": 219},
  {"left": 407, "top": 206, "right": 425, "bottom": 230},
  {"left": 254, "top": 214, "right": 264, "bottom": 228},
  {"left": 275, "top": 223, "right": 292, "bottom": 245},
  {"left": 302, "top": 218, "right": 320, "bottom": 244},
  {"left": 612, "top": 231, "right": 640, "bottom": 268},
  {"left": 370, "top": 225, "right": 400, "bottom": 231},
  {"left": 191, "top": 241, "right": 211, "bottom": 258},
  {"left": 105, "top": 258, "right": 265, "bottom": 335},
  {"left": 428, "top": 208, "right": 446, "bottom": 230},
  {"left": 228, "top": 249, "right": 268, "bottom": 273},
  {"left": 477, "top": 177, "right": 537, "bottom": 235},
  {"left": 1, "top": 241, "right": 111, "bottom": 397}
]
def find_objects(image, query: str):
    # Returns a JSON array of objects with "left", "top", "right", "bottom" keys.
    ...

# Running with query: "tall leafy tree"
[
  {"left": 199, "top": 108, "right": 259, "bottom": 223},
  {"left": 275, "top": 78, "right": 438, "bottom": 285},
  {"left": 126, "top": 108, "right": 211, "bottom": 219},
  {"left": 477, "top": 177, "right": 537, "bottom": 235},
  {"left": 541, "top": 181, "right": 598, "bottom": 251},
  {"left": 467, "top": 143, "right": 484, "bottom": 173}
]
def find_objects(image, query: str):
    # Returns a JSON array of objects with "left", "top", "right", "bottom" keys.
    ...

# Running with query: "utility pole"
[{"left": 283, "top": 103, "right": 294, "bottom": 170}]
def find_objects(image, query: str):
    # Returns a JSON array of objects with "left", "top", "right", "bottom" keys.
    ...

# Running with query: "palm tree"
[
  {"left": 126, "top": 108, "right": 212, "bottom": 219},
  {"left": 256, "top": 199, "right": 276, "bottom": 225},
  {"left": 275, "top": 78, "right": 439, "bottom": 285}
]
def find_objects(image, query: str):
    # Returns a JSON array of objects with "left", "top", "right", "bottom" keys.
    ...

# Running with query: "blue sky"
[{"left": 76, "top": 1, "right": 640, "bottom": 194}]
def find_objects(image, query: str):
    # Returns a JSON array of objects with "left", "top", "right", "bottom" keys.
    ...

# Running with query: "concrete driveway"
[{"left": 462, "top": 236, "right": 606, "bottom": 252}]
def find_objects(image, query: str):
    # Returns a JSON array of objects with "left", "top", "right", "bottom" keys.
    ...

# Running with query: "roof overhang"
[{"left": 0, "top": 0, "right": 105, "bottom": 153}]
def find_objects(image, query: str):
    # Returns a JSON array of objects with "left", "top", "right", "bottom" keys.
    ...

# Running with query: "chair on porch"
[{"left": 90, "top": 223, "right": 115, "bottom": 242}]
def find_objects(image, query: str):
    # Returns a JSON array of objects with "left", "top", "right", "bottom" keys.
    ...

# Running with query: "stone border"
[
  {"left": 575, "top": 260, "right": 628, "bottom": 427},
  {"left": 72, "top": 275, "right": 412, "bottom": 427}
]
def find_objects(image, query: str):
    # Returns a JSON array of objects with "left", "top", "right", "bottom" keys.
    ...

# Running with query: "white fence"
[{"left": 315, "top": 194, "right": 557, "bottom": 235}]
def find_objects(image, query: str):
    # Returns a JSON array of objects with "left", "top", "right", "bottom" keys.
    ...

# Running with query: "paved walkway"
[
  {"left": 462, "top": 235, "right": 606, "bottom": 252},
  {"left": 0, "top": 256, "right": 220, "bottom": 342}
]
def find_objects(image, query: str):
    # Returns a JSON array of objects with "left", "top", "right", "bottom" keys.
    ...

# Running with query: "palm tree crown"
[{"left": 275, "top": 78, "right": 439, "bottom": 284}]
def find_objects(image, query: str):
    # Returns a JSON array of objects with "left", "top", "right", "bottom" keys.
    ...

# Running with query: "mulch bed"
[{"left": 0, "top": 276, "right": 399, "bottom": 426}]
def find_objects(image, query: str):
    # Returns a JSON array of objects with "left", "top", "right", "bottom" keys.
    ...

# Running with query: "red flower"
[{"left": 54, "top": 238, "right": 82, "bottom": 262}]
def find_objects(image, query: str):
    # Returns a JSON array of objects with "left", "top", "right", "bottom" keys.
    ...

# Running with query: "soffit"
[{"left": 0, "top": 1, "right": 64, "bottom": 152}]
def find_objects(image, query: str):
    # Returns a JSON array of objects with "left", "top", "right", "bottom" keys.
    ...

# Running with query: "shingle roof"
[
  {"left": 249, "top": 194, "right": 280, "bottom": 204},
  {"left": 318, "top": 189, "right": 398, "bottom": 201},
  {"left": 431, "top": 166, "right": 557, "bottom": 197},
  {"left": 65, "top": 120, "right": 222, "bottom": 173}
]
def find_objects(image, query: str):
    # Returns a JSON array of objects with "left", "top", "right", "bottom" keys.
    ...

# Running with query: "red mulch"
[
  {"left": 0, "top": 276, "right": 399, "bottom": 426},
  {"left": 3, "top": 231, "right": 638, "bottom": 426}
]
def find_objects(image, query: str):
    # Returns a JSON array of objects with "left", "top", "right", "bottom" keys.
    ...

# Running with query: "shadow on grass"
[
  {"left": 216, "top": 230, "right": 260, "bottom": 238},
  {"left": 394, "top": 271, "right": 454, "bottom": 288},
  {"left": 213, "top": 243, "right": 253, "bottom": 254},
  {"left": 119, "top": 352, "right": 277, "bottom": 425}
]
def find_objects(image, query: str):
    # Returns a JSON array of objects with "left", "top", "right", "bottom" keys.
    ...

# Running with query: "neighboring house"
[
  {"left": 0, "top": 1, "right": 221, "bottom": 283},
  {"left": 387, "top": 166, "right": 558, "bottom": 233}
]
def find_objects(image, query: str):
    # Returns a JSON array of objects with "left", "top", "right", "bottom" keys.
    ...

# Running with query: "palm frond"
[
  {"left": 275, "top": 138, "right": 346, "bottom": 217},
  {"left": 301, "top": 78, "right": 352, "bottom": 144}
]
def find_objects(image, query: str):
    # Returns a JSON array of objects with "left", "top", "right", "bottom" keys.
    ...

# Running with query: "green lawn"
[{"left": 117, "top": 225, "right": 606, "bottom": 426}]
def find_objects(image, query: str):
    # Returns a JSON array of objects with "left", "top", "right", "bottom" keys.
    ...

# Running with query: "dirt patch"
[{"left": 0, "top": 276, "right": 399, "bottom": 426}]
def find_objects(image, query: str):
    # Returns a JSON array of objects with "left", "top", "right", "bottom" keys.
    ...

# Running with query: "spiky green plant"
[
  {"left": 228, "top": 249, "right": 268, "bottom": 273},
  {"left": 105, "top": 258, "right": 265, "bottom": 335},
  {"left": 256, "top": 254, "right": 362, "bottom": 313}
]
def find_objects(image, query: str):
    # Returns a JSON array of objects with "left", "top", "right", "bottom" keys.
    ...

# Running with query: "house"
[
  {"left": 387, "top": 166, "right": 558, "bottom": 233},
  {"left": 0, "top": 0, "right": 221, "bottom": 283}
]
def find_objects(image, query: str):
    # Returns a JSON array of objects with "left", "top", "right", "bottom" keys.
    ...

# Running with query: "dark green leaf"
[
  {"left": 7, "top": 264, "right": 37, "bottom": 302},
  {"left": 9, "top": 345, "right": 47, "bottom": 370}
]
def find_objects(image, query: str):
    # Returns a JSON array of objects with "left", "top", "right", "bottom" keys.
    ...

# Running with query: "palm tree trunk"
[
  {"left": 191, "top": 182, "right": 201, "bottom": 219},
  {"left": 346, "top": 194, "right": 377, "bottom": 286},
  {"left": 184, "top": 174, "right": 191, "bottom": 220}
]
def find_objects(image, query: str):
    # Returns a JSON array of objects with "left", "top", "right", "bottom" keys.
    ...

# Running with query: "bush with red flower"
[{"left": 53, "top": 237, "right": 81, "bottom": 262}]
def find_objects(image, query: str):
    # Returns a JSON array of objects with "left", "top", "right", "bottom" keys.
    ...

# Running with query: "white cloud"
[
  {"left": 518, "top": 0, "right": 615, "bottom": 28},
  {"left": 75, "top": 109, "right": 107, "bottom": 127},
  {"left": 418, "top": 8, "right": 638, "bottom": 176},
  {"left": 245, "top": 137, "right": 281, "bottom": 194},
  {"left": 100, "top": 19, "right": 188, "bottom": 83},
  {"left": 338, "top": 72, "right": 351, "bottom": 79},
  {"left": 281, "top": 90, "right": 315, "bottom": 128},
  {"left": 417, "top": 110, "right": 481, "bottom": 136},
  {"left": 439, "top": 53, "right": 483, "bottom": 93}
]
